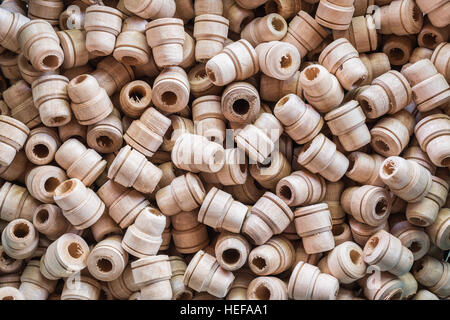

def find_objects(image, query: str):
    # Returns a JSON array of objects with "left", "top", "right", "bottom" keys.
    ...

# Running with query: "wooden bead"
[
  {"left": 349, "top": 217, "right": 390, "bottom": 247},
  {"left": 0, "top": 0, "right": 26, "bottom": 15},
  {"left": 382, "top": 34, "right": 414, "bottom": 66},
  {"left": 1, "top": 219, "right": 39, "bottom": 259},
  {"left": 413, "top": 289, "right": 439, "bottom": 300},
  {"left": 243, "top": 192, "right": 293, "bottom": 245},
  {"left": 341, "top": 185, "right": 391, "bottom": 227},
  {"left": 260, "top": 72, "right": 302, "bottom": 103},
  {"left": 300, "top": 64, "right": 344, "bottom": 113},
  {"left": 276, "top": 170, "right": 326, "bottom": 207},
  {"left": 406, "top": 176, "right": 448, "bottom": 227},
  {"left": 87, "top": 235, "right": 128, "bottom": 282},
  {"left": 223, "top": 175, "right": 265, "bottom": 205},
  {"left": 324, "top": 181, "right": 346, "bottom": 225},
  {"left": 315, "top": 0, "right": 355, "bottom": 31},
  {"left": 25, "top": 165, "right": 67, "bottom": 204},
  {"left": 188, "top": 64, "right": 222, "bottom": 98},
  {"left": 198, "top": 187, "right": 249, "bottom": 233},
  {"left": 86, "top": 108, "right": 123, "bottom": 154},
  {"left": 184, "top": 250, "right": 235, "bottom": 298},
  {"left": 288, "top": 261, "right": 339, "bottom": 300},
  {"left": 91, "top": 56, "right": 135, "bottom": 97},
  {"left": 17, "top": 19, "right": 64, "bottom": 72},
  {"left": 318, "top": 241, "right": 366, "bottom": 284},
  {"left": 62, "top": 65, "right": 93, "bottom": 82},
  {"left": 0, "top": 150, "right": 30, "bottom": 184},
  {"left": 416, "top": 0, "right": 450, "bottom": 28},
  {"left": 194, "top": 0, "right": 222, "bottom": 15},
  {"left": 374, "top": 0, "right": 423, "bottom": 35},
  {"left": 398, "top": 272, "right": 418, "bottom": 299},
  {"left": 193, "top": 14, "right": 229, "bottom": 62},
  {"left": 119, "top": 80, "right": 152, "bottom": 119},
  {"left": 418, "top": 19, "right": 448, "bottom": 50},
  {"left": 359, "top": 52, "right": 391, "bottom": 86},
  {"left": 410, "top": 47, "right": 434, "bottom": 63},
  {"left": 27, "top": 0, "right": 64, "bottom": 26},
  {"left": 370, "top": 110, "right": 415, "bottom": 157},
  {"left": 0, "top": 8, "right": 30, "bottom": 53},
  {"left": 0, "top": 245, "right": 22, "bottom": 274},
  {"left": 114, "top": 17, "right": 150, "bottom": 66},
  {"left": 215, "top": 232, "right": 251, "bottom": 271},
  {"left": 145, "top": 18, "right": 184, "bottom": 68},
  {"left": 124, "top": 0, "right": 176, "bottom": 19},
  {"left": 0, "top": 51, "right": 20, "bottom": 82},
  {"left": 169, "top": 255, "right": 193, "bottom": 300},
  {"left": 108, "top": 145, "right": 162, "bottom": 194},
  {"left": 57, "top": 29, "right": 89, "bottom": 70},
  {"left": 221, "top": 81, "right": 260, "bottom": 124},
  {"left": 249, "top": 150, "right": 291, "bottom": 191},
  {"left": 32, "top": 203, "right": 73, "bottom": 241},
  {"left": 426, "top": 208, "right": 450, "bottom": 250},
  {"left": 61, "top": 275, "right": 101, "bottom": 300},
  {"left": 3, "top": 80, "right": 41, "bottom": 129},
  {"left": 241, "top": 14, "right": 287, "bottom": 48},
  {"left": 161, "top": 115, "right": 194, "bottom": 152},
  {"left": 360, "top": 272, "right": 404, "bottom": 300},
  {"left": 255, "top": 41, "right": 300, "bottom": 81},
  {"left": 58, "top": 0, "right": 88, "bottom": 30},
  {"left": 390, "top": 218, "right": 431, "bottom": 260},
  {"left": 55, "top": 138, "right": 106, "bottom": 186},
  {"left": 403, "top": 145, "right": 436, "bottom": 174},
  {"left": 90, "top": 211, "right": 122, "bottom": 243},
  {"left": 0, "top": 115, "right": 30, "bottom": 166},
  {"left": 106, "top": 264, "right": 139, "bottom": 300},
  {"left": 297, "top": 134, "right": 349, "bottom": 182},
  {"left": 171, "top": 210, "right": 209, "bottom": 254},
  {"left": 24, "top": 127, "right": 60, "bottom": 165},
  {"left": 0, "top": 286, "right": 25, "bottom": 300},
  {"left": 0, "top": 182, "right": 41, "bottom": 222},
  {"left": 227, "top": 269, "right": 254, "bottom": 300},
  {"left": 152, "top": 66, "right": 189, "bottom": 113},
  {"left": 222, "top": 0, "right": 254, "bottom": 33},
  {"left": 122, "top": 206, "right": 166, "bottom": 258},
  {"left": 247, "top": 276, "right": 288, "bottom": 300},
  {"left": 412, "top": 255, "right": 450, "bottom": 298},
  {"left": 234, "top": 0, "right": 268, "bottom": 9},
  {"left": 380, "top": 156, "right": 433, "bottom": 203},
  {"left": 363, "top": 229, "right": 414, "bottom": 276},
  {"left": 19, "top": 259, "right": 56, "bottom": 300},
  {"left": 156, "top": 172, "right": 205, "bottom": 216},
  {"left": 332, "top": 223, "right": 353, "bottom": 245},
  {"left": 67, "top": 74, "right": 113, "bottom": 126},
  {"left": 431, "top": 42, "right": 450, "bottom": 82},
  {"left": 53, "top": 178, "right": 105, "bottom": 230},
  {"left": 192, "top": 95, "right": 226, "bottom": 144},
  {"left": 57, "top": 117, "right": 86, "bottom": 142},
  {"left": 18, "top": 54, "right": 59, "bottom": 85},
  {"left": 333, "top": 15, "right": 378, "bottom": 53},
  {"left": 402, "top": 59, "right": 450, "bottom": 112},
  {"left": 248, "top": 236, "right": 294, "bottom": 276},
  {"left": 179, "top": 31, "right": 196, "bottom": 69},
  {"left": 264, "top": 0, "right": 303, "bottom": 19},
  {"left": 206, "top": 39, "right": 259, "bottom": 87},
  {"left": 346, "top": 152, "right": 385, "bottom": 187}
]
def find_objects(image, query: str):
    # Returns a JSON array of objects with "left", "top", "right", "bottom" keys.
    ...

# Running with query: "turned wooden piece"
[
  {"left": 32, "top": 204, "right": 72, "bottom": 240},
  {"left": 323, "top": 181, "right": 346, "bottom": 225},
  {"left": 373, "top": 0, "right": 423, "bottom": 36},
  {"left": 315, "top": 0, "right": 355, "bottom": 31},
  {"left": 382, "top": 35, "right": 414, "bottom": 66},
  {"left": 358, "top": 71, "right": 412, "bottom": 119},
  {"left": 300, "top": 64, "right": 344, "bottom": 113},
  {"left": 255, "top": 41, "right": 301, "bottom": 81},
  {"left": 260, "top": 71, "right": 302, "bottom": 102},
  {"left": 404, "top": 145, "right": 436, "bottom": 174},
  {"left": 192, "top": 95, "right": 226, "bottom": 144},
  {"left": 188, "top": 64, "right": 222, "bottom": 98},
  {"left": 17, "top": 20, "right": 64, "bottom": 72},
  {"left": 227, "top": 269, "right": 254, "bottom": 300},
  {"left": 120, "top": 81, "right": 152, "bottom": 119},
  {"left": 349, "top": 217, "right": 390, "bottom": 247},
  {"left": 57, "top": 29, "right": 89, "bottom": 70},
  {"left": 370, "top": 110, "right": 415, "bottom": 157},
  {"left": 108, "top": 145, "right": 162, "bottom": 194},
  {"left": 402, "top": 59, "right": 450, "bottom": 112},
  {"left": 333, "top": 15, "right": 377, "bottom": 53},
  {"left": 363, "top": 230, "right": 414, "bottom": 276},
  {"left": 248, "top": 236, "right": 294, "bottom": 276},
  {"left": 0, "top": 115, "right": 30, "bottom": 166},
  {"left": 0, "top": 8, "right": 30, "bottom": 53},
  {"left": 86, "top": 108, "right": 123, "bottom": 154},
  {"left": 53, "top": 178, "right": 105, "bottom": 230},
  {"left": 332, "top": 222, "right": 353, "bottom": 245},
  {"left": 0, "top": 182, "right": 41, "bottom": 222},
  {"left": 249, "top": 150, "right": 291, "bottom": 190},
  {"left": 222, "top": 0, "right": 254, "bottom": 33},
  {"left": 341, "top": 185, "right": 391, "bottom": 227},
  {"left": 360, "top": 272, "right": 404, "bottom": 300},
  {"left": 152, "top": 66, "right": 190, "bottom": 113},
  {"left": 40, "top": 233, "right": 89, "bottom": 280},
  {"left": 24, "top": 127, "right": 60, "bottom": 165},
  {"left": 61, "top": 275, "right": 101, "bottom": 300},
  {"left": 264, "top": 0, "right": 304, "bottom": 20},
  {"left": 0, "top": 52, "right": 20, "bottom": 82},
  {"left": 124, "top": 0, "right": 176, "bottom": 19},
  {"left": 0, "top": 287, "right": 25, "bottom": 300},
  {"left": 57, "top": 118, "right": 86, "bottom": 143},
  {"left": 1, "top": 219, "right": 39, "bottom": 259},
  {"left": 346, "top": 152, "right": 385, "bottom": 187},
  {"left": 297, "top": 134, "right": 349, "bottom": 182},
  {"left": 415, "top": 113, "right": 450, "bottom": 168},
  {"left": 107, "top": 265, "right": 139, "bottom": 300},
  {"left": 397, "top": 272, "right": 418, "bottom": 299},
  {"left": 221, "top": 81, "right": 260, "bottom": 124},
  {"left": 87, "top": 235, "right": 128, "bottom": 282},
  {"left": 247, "top": 276, "right": 288, "bottom": 300},
  {"left": 206, "top": 39, "right": 259, "bottom": 86},
  {"left": 418, "top": 19, "right": 449, "bottom": 50},
  {"left": 276, "top": 170, "right": 326, "bottom": 207},
  {"left": 171, "top": 210, "right": 209, "bottom": 254},
  {"left": 288, "top": 261, "right": 339, "bottom": 300},
  {"left": 406, "top": 176, "right": 448, "bottom": 227},
  {"left": 91, "top": 56, "right": 135, "bottom": 97},
  {"left": 0, "top": 150, "right": 29, "bottom": 184},
  {"left": 426, "top": 208, "right": 450, "bottom": 250},
  {"left": 410, "top": 47, "right": 434, "bottom": 63},
  {"left": 431, "top": 42, "right": 450, "bottom": 82},
  {"left": 184, "top": 250, "right": 235, "bottom": 298},
  {"left": 169, "top": 255, "right": 193, "bottom": 300},
  {"left": 234, "top": 0, "right": 268, "bottom": 9},
  {"left": 122, "top": 207, "right": 166, "bottom": 258},
  {"left": 18, "top": 54, "right": 59, "bottom": 85},
  {"left": 27, "top": 0, "right": 64, "bottom": 26},
  {"left": 416, "top": 0, "right": 450, "bottom": 28},
  {"left": 412, "top": 255, "right": 450, "bottom": 298},
  {"left": 380, "top": 156, "right": 433, "bottom": 203},
  {"left": 161, "top": 115, "right": 194, "bottom": 152},
  {"left": 194, "top": 0, "right": 222, "bottom": 15},
  {"left": 193, "top": 14, "right": 229, "bottom": 62},
  {"left": 390, "top": 218, "right": 431, "bottom": 261},
  {"left": 215, "top": 232, "right": 251, "bottom": 271},
  {"left": 19, "top": 259, "right": 57, "bottom": 300},
  {"left": 55, "top": 138, "right": 106, "bottom": 187},
  {"left": 241, "top": 13, "right": 287, "bottom": 47},
  {"left": 114, "top": 17, "right": 150, "bottom": 66},
  {"left": 25, "top": 165, "right": 67, "bottom": 204},
  {"left": 0, "top": 245, "right": 23, "bottom": 274},
  {"left": 413, "top": 289, "right": 439, "bottom": 300},
  {"left": 200, "top": 148, "right": 247, "bottom": 186},
  {"left": 359, "top": 52, "right": 391, "bottom": 86},
  {"left": 90, "top": 211, "right": 122, "bottom": 243}
]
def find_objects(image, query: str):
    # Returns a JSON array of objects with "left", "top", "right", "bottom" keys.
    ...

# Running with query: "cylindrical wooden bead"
[
  {"left": 324, "top": 181, "right": 346, "bottom": 225},
  {"left": 124, "top": 0, "right": 176, "bottom": 19},
  {"left": 248, "top": 236, "right": 294, "bottom": 276},
  {"left": 119, "top": 80, "right": 152, "bottom": 119},
  {"left": 0, "top": 51, "right": 20, "bottom": 82},
  {"left": 382, "top": 34, "right": 414, "bottom": 66},
  {"left": 0, "top": 115, "right": 29, "bottom": 166},
  {"left": 206, "top": 39, "right": 259, "bottom": 86},
  {"left": 241, "top": 13, "right": 287, "bottom": 47},
  {"left": 255, "top": 41, "right": 301, "bottom": 80},
  {"left": 57, "top": 117, "right": 86, "bottom": 142},
  {"left": 264, "top": 0, "right": 304, "bottom": 20},
  {"left": 87, "top": 235, "right": 128, "bottom": 282},
  {"left": 315, "top": 0, "right": 355, "bottom": 31},
  {"left": 374, "top": 0, "right": 423, "bottom": 35},
  {"left": 222, "top": 0, "right": 254, "bottom": 33},
  {"left": 32, "top": 203, "right": 72, "bottom": 240},
  {"left": 363, "top": 229, "right": 414, "bottom": 276},
  {"left": 18, "top": 54, "right": 59, "bottom": 85},
  {"left": 19, "top": 259, "right": 56, "bottom": 300},
  {"left": 114, "top": 17, "right": 150, "bottom": 66},
  {"left": 370, "top": 110, "right": 415, "bottom": 157},
  {"left": 398, "top": 272, "right": 418, "bottom": 299},
  {"left": 57, "top": 29, "right": 89, "bottom": 70},
  {"left": 332, "top": 223, "right": 353, "bottom": 245},
  {"left": 260, "top": 72, "right": 302, "bottom": 102},
  {"left": 300, "top": 64, "right": 344, "bottom": 113},
  {"left": 390, "top": 218, "right": 431, "bottom": 260},
  {"left": 169, "top": 255, "right": 193, "bottom": 300},
  {"left": 426, "top": 208, "right": 450, "bottom": 250},
  {"left": 86, "top": 108, "right": 123, "bottom": 154},
  {"left": 1, "top": 219, "right": 39, "bottom": 259},
  {"left": 161, "top": 115, "right": 194, "bottom": 152},
  {"left": 0, "top": 0, "right": 26, "bottom": 15},
  {"left": 221, "top": 81, "right": 260, "bottom": 124},
  {"left": 55, "top": 138, "right": 106, "bottom": 187},
  {"left": 24, "top": 127, "right": 60, "bottom": 165},
  {"left": 226, "top": 269, "right": 254, "bottom": 300},
  {"left": 223, "top": 175, "right": 265, "bottom": 205},
  {"left": 215, "top": 232, "right": 251, "bottom": 271},
  {"left": 106, "top": 264, "right": 139, "bottom": 300},
  {"left": 91, "top": 56, "right": 135, "bottom": 97},
  {"left": 247, "top": 276, "right": 288, "bottom": 300},
  {"left": 418, "top": 19, "right": 448, "bottom": 50},
  {"left": 413, "top": 289, "right": 439, "bottom": 300},
  {"left": 410, "top": 47, "right": 434, "bottom": 63},
  {"left": 333, "top": 15, "right": 377, "bottom": 54},
  {"left": 416, "top": 0, "right": 450, "bottom": 28},
  {"left": 61, "top": 275, "right": 101, "bottom": 300},
  {"left": 53, "top": 178, "right": 105, "bottom": 230},
  {"left": 349, "top": 217, "right": 390, "bottom": 247},
  {"left": 192, "top": 95, "right": 226, "bottom": 144},
  {"left": 188, "top": 64, "right": 222, "bottom": 98},
  {"left": 0, "top": 286, "right": 25, "bottom": 300},
  {"left": 0, "top": 182, "right": 41, "bottom": 222},
  {"left": 412, "top": 255, "right": 450, "bottom": 298},
  {"left": 17, "top": 20, "right": 64, "bottom": 72},
  {"left": 276, "top": 170, "right": 326, "bottom": 207},
  {"left": 152, "top": 66, "right": 189, "bottom": 113},
  {"left": 297, "top": 134, "right": 349, "bottom": 182},
  {"left": 171, "top": 210, "right": 209, "bottom": 254},
  {"left": 108, "top": 145, "right": 162, "bottom": 194},
  {"left": 404, "top": 145, "right": 436, "bottom": 174},
  {"left": 288, "top": 261, "right": 339, "bottom": 300},
  {"left": 27, "top": 0, "right": 64, "bottom": 26},
  {"left": 341, "top": 185, "right": 391, "bottom": 227},
  {"left": 359, "top": 52, "right": 391, "bottom": 86},
  {"left": 380, "top": 156, "right": 433, "bottom": 203},
  {"left": 184, "top": 250, "right": 235, "bottom": 298},
  {"left": 200, "top": 149, "right": 247, "bottom": 186},
  {"left": 0, "top": 8, "right": 30, "bottom": 53},
  {"left": 249, "top": 150, "right": 291, "bottom": 191},
  {"left": 90, "top": 211, "right": 122, "bottom": 243},
  {"left": 193, "top": 14, "right": 229, "bottom": 62},
  {"left": 346, "top": 152, "right": 385, "bottom": 187},
  {"left": 431, "top": 42, "right": 450, "bottom": 82},
  {"left": 25, "top": 165, "right": 67, "bottom": 204},
  {"left": 58, "top": 0, "right": 88, "bottom": 30},
  {"left": 0, "top": 244, "right": 22, "bottom": 275},
  {"left": 360, "top": 272, "right": 404, "bottom": 300},
  {"left": 179, "top": 31, "right": 195, "bottom": 69},
  {"left": 406, "top": 176, "right": 448, "bottom": 227}
]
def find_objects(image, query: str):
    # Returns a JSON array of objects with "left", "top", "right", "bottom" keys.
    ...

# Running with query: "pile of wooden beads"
[{"left": 0, "top": 0, "right": 449, "bottom": 301}]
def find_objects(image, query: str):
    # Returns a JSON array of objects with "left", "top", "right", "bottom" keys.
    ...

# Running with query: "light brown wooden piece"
[
  {"left": 276, "top": 170, "right": 326, "bottom": 207},
  {"left": 373, "top": 0, "right": 423, "bottom": 35},
  {"left": 349, "top": 217, "right": 390, "bottom": 247},
  {"left": 19, "top": 259, "right": 57, "bottom": 300},
  {"left": 0, "top": 115, "right": 30, "bottom": 166},
  {"left": 152, "top": 66, "right": 190, "bottom": 113},
  {"left": 247, "top": 276, "right": 288, "bottom": 300},
  {"left": 124, "top": 0, "right": 176, "bottom": 19},
  {"left": 193, "top": 14, "right": 229, "bottom": 62},
  {"left": 3, "top": 80, "right": 41, "bottom": 129},
  {"left": 324, "top": 181, "right": 346, "bottom": 225},
  {"left": 221, "top": 81, "right": 261, "bottom": 125},
  {"left": 226, "top": 269, "right": 254, "bottom": 300},
  {"left": 192, "top": 95, "right": 226, "bottom": 144},
  {"left": 250, "top": 150, "right": 291, "bottom": 191},
  {"left": 120, "top": 80, "right": 152, "bottom": 119},
  {"left": 403, "top": 145, "right": 436, "bottom": 174},
  {"left": 0, "top": 8, "right": 30, "bottom": 53},
  {"left": 25, "top": 165, "right": 67, "bottom": 204},
  {"left": 431, "top": 42, "right": 450, "bottom": 82},
  {"left": 346, "top": 152, "right": 385, "bottom": 187},
  {"left": 90, "top": 211, "right": 122, "bottom": 243},
  {"left": 114, "top": 17, "right": 150, "bottom": 66},
  {"left": 0, "top": 182, "right": 41, "bottom": 222},
  {"left": 260, "top": 71, "right": 303, "bottom": 102},
  {"left": 390, "top": 218, "right": 431, "bottom": 261},
  {"left": 222, "top": 0, "right": 254, "bottom": 33},
  {"left": 248, "top": 236, "right": 294, "bottom": 275},
  {"left": 91, "top": 56, "right": 135, "bottom": 97},
  {"left": 24, "top": 127, "right": 60, "bottom": 165},
  {"left": 61, "top": 275, "right": 101, "bottom": 300},
  {"left": 333, "top": 15, "right": 377, "bottom": 53},
  {"left": 256, "top": 41, "right": 301, "bottom": 81},
  {"left": 215, "top": 232, "right": 251, "bottom": 271},
  {"left": 188, "top": 64, "right": 222, "bottom": 98},
  {"left": 171, "top": 210, "right": 209, "bottom": 254},
  {"left": 169, "top": 255, "right": 193, "bottom": 300},
  {"left": 18, "top": 54, "right": 59, "bottom": 85},
  {"left": 1, "top": 219, "right": 39, "bottom": 259},
  {"left": 86, "top": 107, "right": 123, "bottom": 154},
  {"left": 107, "top": 265, "right": 140, "bottom": 300},
  {"left": 426, "top": 208, "right": 450, "bottom": 250},
  {"left": 418, "top": 19, "right": 448, "bottom": 50},
  {"left": 0, "top": 51, "right": 21, "bottom": 82},
  {"left": 412, "top": 255, "right": 450, "bottom": 298},
  {"left": 264, "top": 0, "right": 303, "bottom": 20},
  {"left": 241, "top": 13, "right": 287, "bottom": 47},
  {"left": 359, "top": 52, "right": 391, "bottom": 86},
  {"left": 383, "top": 35, "right": 414, "bottom": 66},
  {"left": 32, "top": 203, "right": 73, "bottom": 241},
  {"left": 315, "top": 0, "right": 355, "bottom": 31},
  {"left": 360, "top": 272, "right": 404, "bottom": 300},
  {"left": 57, "top": 117, "right": 87, "bottom": 142},
  {"left": 57, "top": 29, "right": 89, "bottom": 70}
]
